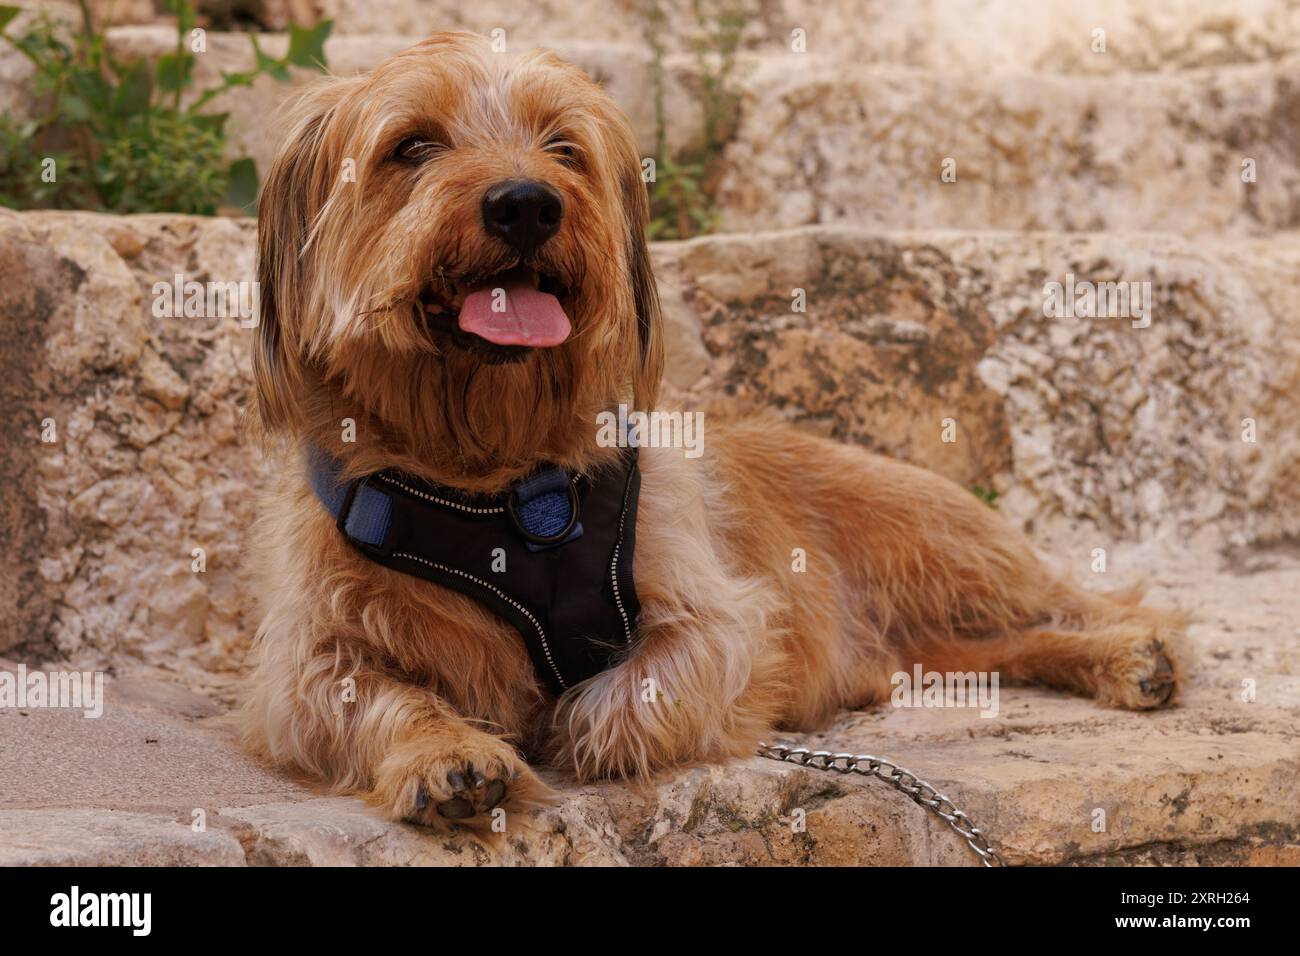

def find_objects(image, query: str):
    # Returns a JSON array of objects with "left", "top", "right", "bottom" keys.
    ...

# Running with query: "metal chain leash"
[{"left": 756, "top": 742, "right": 1007, "bottom": 867}]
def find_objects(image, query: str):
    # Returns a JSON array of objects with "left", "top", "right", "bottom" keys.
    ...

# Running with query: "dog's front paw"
[
  {"left": 1095, "top": 636, "right": 1181, "bottom": 710},
  {"left": 371, "top": 731, "right": 545, "bottom": 827},
  {"left": 420, "top": 762, "right": 510, "bottom": 820}
]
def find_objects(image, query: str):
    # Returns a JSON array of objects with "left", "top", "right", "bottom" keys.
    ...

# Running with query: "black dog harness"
[{"left": 308, "top": 446, "right": 643, "bottom": 695}]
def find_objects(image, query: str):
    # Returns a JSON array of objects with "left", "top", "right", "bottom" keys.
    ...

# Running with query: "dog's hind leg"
[
  {"left": 702, "top": 423, "right": 1188, "bottom": 718},
  {"left": 778, "top": 441, "right": 1190, "bottom": 712},
  {"left": 910, "top": 576, "right": 1187, "bottom": 710}
]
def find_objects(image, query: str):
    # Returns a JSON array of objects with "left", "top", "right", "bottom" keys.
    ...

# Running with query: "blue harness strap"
[
  {"left": 305, "top": 445, "right": 642, "bottom": 696},
  {"left": 307, "top": 447, "right": 393, "bottom": 547}
]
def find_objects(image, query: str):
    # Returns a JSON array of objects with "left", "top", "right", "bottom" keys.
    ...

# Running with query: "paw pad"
[{"left": 410, "top": 763, "right": 510, "bottom": 822}]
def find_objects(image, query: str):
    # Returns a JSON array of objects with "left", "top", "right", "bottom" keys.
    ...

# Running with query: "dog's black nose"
[{"left": 482, "top": 180, "right": 563, "bottom": 252}]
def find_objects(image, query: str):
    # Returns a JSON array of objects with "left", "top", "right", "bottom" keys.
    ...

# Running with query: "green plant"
[
  {"left": 970, "top": 484, "right": 1000, "bottom": 509},
  {"left": 0, "top": 0, "right": 330, "bottom": 214},
  {"left": 641, "top": 0, "right": 745, "bottom": 240}
]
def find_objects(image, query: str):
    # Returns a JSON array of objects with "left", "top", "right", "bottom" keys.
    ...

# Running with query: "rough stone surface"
[
  {"left": 28, "top": 1, "right": 1300, "bottom": 76},
  {"left": 716, "top": 58, "right": 1300, "bottom": 235},
  {"left": 3, "top": 211, "right": 1298, "bottom": 676},
  {"left": 658, "top": 227, "right": 1300, "bottom": 549},
  {"left": 0, "top": 809, "right": 249, "bottom": 866},
  {"left": 314, "top": 0, "right": 1300, "bottom": 75},
  {"left": 7, "top": 12, "right": 1300, "bottom": 233},
  {"left": 0, "top": 210, "right": 261, "bottom": 666},
  {"left": 1, "top": 546, "right": 1296, "bottom": 866},
  {"left": 91, "top": 34, "right": 1300, "bottom": 235}
]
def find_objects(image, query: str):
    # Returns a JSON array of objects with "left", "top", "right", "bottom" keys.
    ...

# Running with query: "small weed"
[
  {"left": 640, "top": 0, "right": 745, "bottom": 240},
  {"left": 0, "top": 0, "right": 330, "bottom": 214}
]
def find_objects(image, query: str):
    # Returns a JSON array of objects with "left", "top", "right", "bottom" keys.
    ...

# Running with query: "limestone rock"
[
  {"left": 658, "top": 226, "right": 1300, "bottom": 548},
  {"left": 312, "top": 0, "right": 1300, "bottom": 75},
  {"left": 0, "top": 210, "right": 263, "bottom": 663},
  {"left": 3, "top": 211, "right": 1297, "bottom": 674},
  {"left": 3, "top": 545, "right": 1298, "bottom": 868},
  {"left": 716, "top": 60, "right": 1300, "bottom": 235}
]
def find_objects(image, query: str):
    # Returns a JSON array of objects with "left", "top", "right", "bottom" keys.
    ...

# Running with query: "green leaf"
[
  {"left": 15, "top": 30, "right": 59, "bottom": 70},
  {"left": 156, "top": 51, "right": 194, "bottom": 93},
  {"left": 68, "top": 68, "right": 111, "bottom": 112},
  {"left": 162, "top": 0, "right": 197, "bottom": 36},
  {"left": 218, "top": 69, "right": 254, "bottom": 89},
  {"left": 285, "top": 20, "right": 331, "bottom": 70},
  {"left": 223, "top": 156, "right": 258, "bottom": 212},
  {"left": 249, "top": 34, "right": 290, "bottom": 82},
  {"left": 192, "top": 112, "right": 228, "bottom": 135},
  {"left": 0, "top": 6, "right": 21, "bottom": 34},
  {"left": 60, "top": 93, "right": 91, "bottom": 123},
  {"left": 114, "top": 59, "right": 153, "bottom": 114}
]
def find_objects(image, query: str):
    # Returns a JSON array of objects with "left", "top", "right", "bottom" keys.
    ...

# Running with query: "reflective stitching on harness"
[
  {"left": 392, "top": 551, "right": 568, "bottom": 692},
  {"left": 376, "top": 473, "right": 582, "bottom": 516},
  {"left": 609, "top": 470, "right": 635, "bottom": 645},
  {"left": 377, "top": 476, "right": 506, "bottom": 514}
]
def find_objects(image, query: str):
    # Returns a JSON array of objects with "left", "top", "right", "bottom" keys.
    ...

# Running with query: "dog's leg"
[
  {"left": 550, "top": 598, "right": 788, "bottom": 780},
  {"left": 728, "top": 428, "right": 1189, "bottom": 713},
  {"left": 672, "top": 424, "right": 1195, "bottom": 724},
  {"left": 368, "top": 695, "right": 549, "bottom": 825},
  {"left": 246, "top": 636, "right": 546, "bottom": 825},
  {"left": 916, "top": 579, "right": 1186, "bottom": 710},
  {"left": 549, "top": 450, "right": 790, "bottom": 779}
]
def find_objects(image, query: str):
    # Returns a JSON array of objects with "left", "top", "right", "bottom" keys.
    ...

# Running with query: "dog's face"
[{"left": 253, "top": 33, "right": 661, "bottom": 482}]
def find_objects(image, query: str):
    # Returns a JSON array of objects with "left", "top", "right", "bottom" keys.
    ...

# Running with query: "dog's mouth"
[{"left": 420, "top": 266, "right": 571, "bottom": 357}]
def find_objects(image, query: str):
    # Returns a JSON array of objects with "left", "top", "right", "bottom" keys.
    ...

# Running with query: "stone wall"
[
  {"left": 0, "top": 212, "right": 261, "bottom": 669},
  {"left": 74, "top": 0, "right": 1300, "bottom": 75},
  {"left": 3, "top": 210, "right": 1296, "bottom": 679},
  {"left": 715, "top": 60, "right": 1300, "bottom": 234},
  {"left": 660, "top": 228, "right": 1300, "bottom": 544},
  {"left": 7, "top": 4, "right": 1300, "bottom": 234}
]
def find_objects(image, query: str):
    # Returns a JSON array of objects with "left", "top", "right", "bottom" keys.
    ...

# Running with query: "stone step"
[
  {"left": 2, "top": 211, "right": 1297, "bottom": 674},
  {"left": 2, "top": 547, "right": 1297, "bottom": 865},
  {"left": 716, "top": 57, "right": 1300, "bottom": 234},
  {"left": 6, "top": 26, "right": 1295, "bottom": 234},
  {"left": 78, "top": 0, "right": 1300, "bottom": 75}
]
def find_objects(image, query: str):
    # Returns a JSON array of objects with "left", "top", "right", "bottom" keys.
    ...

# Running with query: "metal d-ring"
[{"left": 506, "top": 478, "right": 580, "bottom": 547}]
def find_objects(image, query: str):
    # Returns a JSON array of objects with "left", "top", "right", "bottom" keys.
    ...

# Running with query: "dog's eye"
[
  {"left": 393, "top": 136, "right": 445, "bottom": 164},
  {"left": 545, "top": 139, "right": 580, "bottom": 168}
]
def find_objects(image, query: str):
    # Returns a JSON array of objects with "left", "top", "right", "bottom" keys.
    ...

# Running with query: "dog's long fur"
[{"left": 242, "top": 33, "right": 1185, "bottom": 826}]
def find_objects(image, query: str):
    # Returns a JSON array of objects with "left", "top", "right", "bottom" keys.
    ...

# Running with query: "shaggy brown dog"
[{"left": 243, "top": 32, "right": 1184, "bottom": 826}]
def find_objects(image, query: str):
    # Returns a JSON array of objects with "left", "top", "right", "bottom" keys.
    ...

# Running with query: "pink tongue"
[{"left": 458, "top": 278, "right": 571, "bottom": 347}]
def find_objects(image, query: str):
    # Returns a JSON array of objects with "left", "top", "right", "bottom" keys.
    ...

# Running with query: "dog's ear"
[
  {"left": 251, "top": 79, "right": 348, "bottom": 435},
  {"left": 620, "top": 151, "right": 664, "bottom": 411}
]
